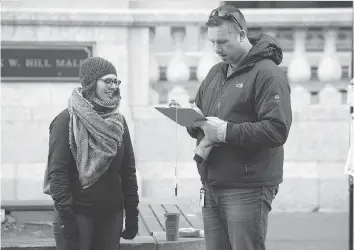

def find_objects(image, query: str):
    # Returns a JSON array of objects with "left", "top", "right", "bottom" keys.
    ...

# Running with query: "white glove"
[
  {"left": 193, "top": 137, "right": 214, "bottom": 161},
  {"left": 194, "top": 117, "right": 227, "bottom": 143}
]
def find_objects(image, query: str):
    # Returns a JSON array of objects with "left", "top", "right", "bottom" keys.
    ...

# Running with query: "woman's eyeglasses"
[
  {"left": 209, "top": 7, "right": 243, "bottom": 31},
  {"left": 98, "top": 78, "right": 121, "bottom": 88}
]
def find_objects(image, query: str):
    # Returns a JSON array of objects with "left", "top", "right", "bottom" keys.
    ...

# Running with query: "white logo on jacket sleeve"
[
  {"left": 235, "top": 82, "right": 243, "bottom": 88},
  {"left": 274, "top": 94, "right": 280, "bottom": 100}
]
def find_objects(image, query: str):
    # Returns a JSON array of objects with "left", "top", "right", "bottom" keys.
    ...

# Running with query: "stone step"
[{"left": 1, "top": 235, "right": 204, "bottom": 250}]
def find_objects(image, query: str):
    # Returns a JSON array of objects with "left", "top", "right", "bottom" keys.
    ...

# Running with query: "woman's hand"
[
  {"left": 60, "top": 217, "right": 80, "bottom": 250},
  {"left": 121, "top": 214, "right": 138, "bottom": 240}
]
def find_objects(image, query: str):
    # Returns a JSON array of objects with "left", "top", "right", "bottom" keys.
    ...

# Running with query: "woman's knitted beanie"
[{"left": 79, "top": 57, "right": 117, "bottom": 87}]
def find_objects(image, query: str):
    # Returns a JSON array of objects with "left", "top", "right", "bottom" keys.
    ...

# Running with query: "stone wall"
[
  {"left": 1, "top": 5, "right": 352, "bottom": 212},
  {"left": 1, "top": 18, "right": 132, "bottom": 201},
  {"left": 132, "top": 97, "right": 351, "bottom": 212}
]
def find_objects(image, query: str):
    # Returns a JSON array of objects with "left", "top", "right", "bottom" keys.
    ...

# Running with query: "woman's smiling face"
[{"left": 95, "top": 74, "right": 121, "bottom": 101}]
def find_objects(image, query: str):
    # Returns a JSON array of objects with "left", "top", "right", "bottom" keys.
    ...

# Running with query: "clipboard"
[{"left": 155, "top": 107, "right": 206, "bottom": 127}]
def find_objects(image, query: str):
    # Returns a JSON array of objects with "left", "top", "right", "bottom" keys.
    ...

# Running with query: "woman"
[{"left": 46, "top": 57, "right": 139, "bottom": 250}]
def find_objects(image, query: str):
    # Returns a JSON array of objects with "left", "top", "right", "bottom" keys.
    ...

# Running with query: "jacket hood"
[
  {"left": 219, "top": 33, "right": 283, "bottom": 75},
  {"left": 245, "top": 33, "right": 283, "bottom": 66}
]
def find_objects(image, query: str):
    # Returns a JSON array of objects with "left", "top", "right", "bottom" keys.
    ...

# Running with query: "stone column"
[
  {"left": 287, "top": 28, "right": 312, "bottom": 108},
  {"left": 196, "top": 26, "right": 220, "bottom": 83},
  {"left": 148, "top": 27, "right": 160, "bottom": 105},
  {"left": 317, "top": 28, "right": 343, "bottom": 105},
  {"left": 128, "top": 26, "right": 151, "bottom": 107},
  {"left": 166, "top": 27, "right": 190, "bottom": 105}
]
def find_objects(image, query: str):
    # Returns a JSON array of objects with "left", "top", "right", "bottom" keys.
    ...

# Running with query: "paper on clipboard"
[{"left": 155, "top": 107, "right": 206, "bottom": 127}]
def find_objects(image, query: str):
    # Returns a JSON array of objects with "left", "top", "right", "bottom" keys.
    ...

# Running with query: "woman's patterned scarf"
[{"left": 68, "top": 88, "right": 124, "bottom": 190}]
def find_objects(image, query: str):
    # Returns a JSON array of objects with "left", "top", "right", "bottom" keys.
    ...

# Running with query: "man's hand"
[
  {"left": 194, "top": 117, "right": 227, "bottom": 143},
  {"left": 193, "top": 136, "right": 215, "bottom": 163}
]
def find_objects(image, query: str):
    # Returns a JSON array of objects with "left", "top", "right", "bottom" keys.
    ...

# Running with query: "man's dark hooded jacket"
[{"left": 187, "top": 33, "right": 292, "bottom": 187}]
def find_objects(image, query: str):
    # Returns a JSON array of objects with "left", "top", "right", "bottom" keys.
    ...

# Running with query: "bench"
[
  {"left": 136, "top": 198, "right": 203, "bottom": 236},
  {"left": 1, "top": 198, "right": 203, "bottom": 235},
  {"left": 1, "top": 200, "right": 54, "bottom": 212}
]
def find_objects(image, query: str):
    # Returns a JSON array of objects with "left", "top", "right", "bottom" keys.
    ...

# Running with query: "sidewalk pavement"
[
  {"left": 2, "top": 211, "right": 350, "bottom": 250},
  {"left": 267, "top": 212, "right": 348, "bottom": 250}
]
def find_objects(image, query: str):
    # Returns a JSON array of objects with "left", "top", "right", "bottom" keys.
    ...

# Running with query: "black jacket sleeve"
[
  {"left": 225, "top": 71, "right": 292, "bottom": 148},
  {"left": 47, "top": 111, "right": 76, "bottom": 221},
  {"left": 48, "top": 111, "right": 80, "bottom": 248},
  {"left": 121, "top": 118, "right": 139, "bottom": 216}
]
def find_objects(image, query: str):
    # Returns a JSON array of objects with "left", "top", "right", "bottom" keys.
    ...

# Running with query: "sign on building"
[{"left": 1, "top": 44, "right": 93, "bottom": 82}]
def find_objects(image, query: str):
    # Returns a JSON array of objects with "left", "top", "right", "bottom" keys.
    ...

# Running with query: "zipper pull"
[{"left": 245, "top": 166, "right": 248, "bottom": 174}]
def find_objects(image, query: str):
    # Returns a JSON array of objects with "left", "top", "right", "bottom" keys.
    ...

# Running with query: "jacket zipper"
[
  {"left": 204, "top": 163, "right": 208, "bottom": 186},
  {"left": 217, "top": 80, "right": 227, "bottom": 113},
  {"left": 205, "top": 72, "right": 232, "bottom": 184}
]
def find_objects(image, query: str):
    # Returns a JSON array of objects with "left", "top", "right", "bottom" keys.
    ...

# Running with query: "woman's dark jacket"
[{"left": 47, "top": 109, "right": 139, "bottom": 223}]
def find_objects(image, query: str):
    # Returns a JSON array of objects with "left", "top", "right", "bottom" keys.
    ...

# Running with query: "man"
[{"left": 187, "top": 5, "right": 292, "bottom": 250}]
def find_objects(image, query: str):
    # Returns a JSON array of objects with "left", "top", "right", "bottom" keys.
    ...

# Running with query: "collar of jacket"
[{"left": 219, "top": 33, "right": 284, "bottom": 78}]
